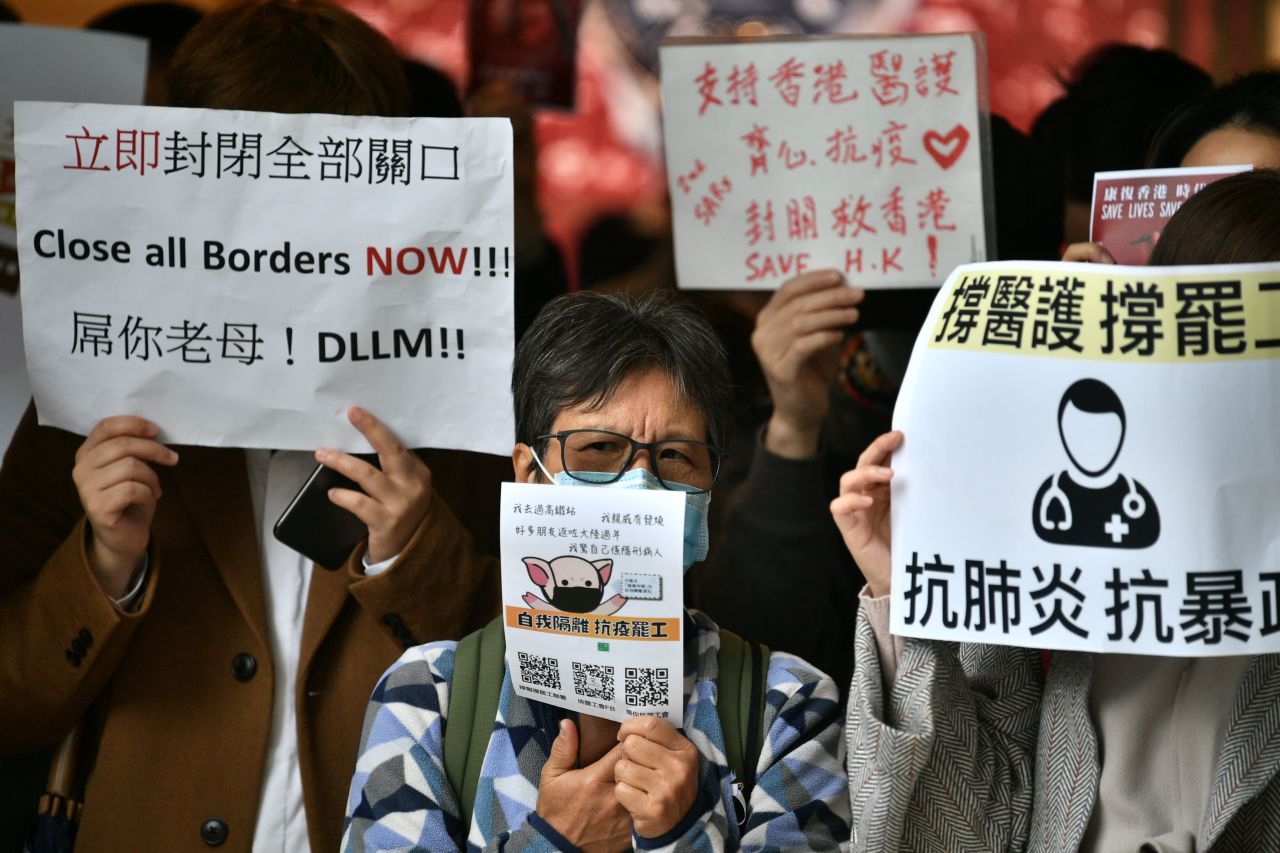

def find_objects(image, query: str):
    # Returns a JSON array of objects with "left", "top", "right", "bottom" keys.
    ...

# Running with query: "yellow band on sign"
[
  {"left": 927, "top": 267, "right": 1280, "bottom": 363},
  {"left": 504, "top": 605, "right": 681, "bottom": 642}
]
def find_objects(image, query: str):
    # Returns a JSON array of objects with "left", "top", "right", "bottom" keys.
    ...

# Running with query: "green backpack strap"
[
  {"left": 443, "top": 617, "right": 506, "bottom": 841},
  {"left": 716, "top": 629, "right": 769, "bottom": 805},
  {"left": 742, "top": 636, "right": 768, "bottom": 795}
]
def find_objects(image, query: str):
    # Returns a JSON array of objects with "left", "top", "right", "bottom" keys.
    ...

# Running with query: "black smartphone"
[{"left": 273, "top": 458, "right": 375, "bottom": 570}]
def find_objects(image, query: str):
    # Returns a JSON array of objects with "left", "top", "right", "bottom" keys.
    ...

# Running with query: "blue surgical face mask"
[{"left": 532, "top": 455, "right": 711, "bottom": 572}]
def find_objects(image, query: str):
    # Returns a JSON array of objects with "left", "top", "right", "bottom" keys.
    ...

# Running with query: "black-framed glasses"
[{"left": 536, "top": 429, "right": 727, "bottom": 494}]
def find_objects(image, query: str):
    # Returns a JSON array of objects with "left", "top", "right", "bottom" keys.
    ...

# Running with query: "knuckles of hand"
[{"left": 626, "top": 716, "right": 663, "bottom": 738}]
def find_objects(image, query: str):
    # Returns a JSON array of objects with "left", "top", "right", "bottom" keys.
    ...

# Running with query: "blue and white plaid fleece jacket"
[{"left": 342, "top": 609, "right": 849, "bottom": 852}]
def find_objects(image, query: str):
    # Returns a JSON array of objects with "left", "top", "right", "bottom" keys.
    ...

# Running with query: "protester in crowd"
[
  {"left": 579, "top": 193, "right": 678, "bottom": 296},
  {"left": 0, "top": 2, "right": 504, "bottom": 850},
  {"left": 86, "top": 1, "right": 203, "bottom": 106},
  {"left": 400, "top": 61, "right": 568, "bottom": 339},
  {"left": 583, "top": 210, "right": 861, "bottom": 686},
  {"left": 1149, "top": 69, "right": 1280, "bottom": 169},
  {"left": 404, "top": 58, "right": 464, "bottom": 117},
  {"left": 684, "top": 271, "right": 869, "bottom": 694},
  {"left": 839, "top": 169, "right": 1280, "bottom": 852},
  {"left": 343, "top": 291, "right": 848, "bottom": 852},
  {"left": 1066, "top": 69, "right": 1280, "bottom": 266},
  {"left": 688, "top": 114, "right": 1062, "bottom": 694},
  {"left": 991, "top": 114, "right": 1065, "bottom": 261},
  {"left": 1031, "top": 43, "right": 1211, "bottom": 245},
  {"left": 467, "top": 81, "right": 570, "bottom": 340}
]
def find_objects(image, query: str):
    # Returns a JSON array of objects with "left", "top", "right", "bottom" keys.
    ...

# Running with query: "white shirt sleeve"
[
  {"left": 361, "top": 551, "right": 399, "bottom": 577},
  {"left": 109, "top": 555, "right": 150, "bottom": 613}
]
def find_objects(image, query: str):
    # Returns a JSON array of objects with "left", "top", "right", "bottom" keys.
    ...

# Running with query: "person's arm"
[
  {"left": 846, "top": 612, "right": 1042, "bottom": 852},
  {"left": 315, "top": 407, "right": 501, "bottom": 647},
  {"left": 640, "top": 652, "right": 850, "bottom": 851},
  {"left": 341, "top": 644, "right": 562, "bottom": 853},
  {"left": 833, "top": 432, "right": 1041, "bottom": 852},
  {"left": 0, "top": 519, "right": 161, "bottom": 753},
  {"left": 857, "top": 587, "right": 906, "bottom": 685},
  {"left": 692, "top": 271, "right": 864, "bottom": 683},
  {"left": 0, "top": 405, "right": 172, "bottom": 752},
  {"left": 341, "top": 490, "right": 500, "bottom": 647},
  {"left": 738, "top": 653, "right": 849, "bottom": 851},
  {"left": 696, "top": 430, "right": 848, "bottom": 657}
]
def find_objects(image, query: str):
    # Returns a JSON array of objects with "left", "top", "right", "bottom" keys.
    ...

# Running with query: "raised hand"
[
  {"left": 72, "top": 416, "right": 178, "bottom": 597},
  {"left": 1061, "top": 242, "right": 1117, "bottom": 264},
  {"left": 315, "top": 406, "right": 432, "bottom": 565},
  {"left": 613, "top": 715, "right": 701, "bottom": 839},
  {"left": 536, "top": 719, "right": 633, "bottom": 852},
  {"left": 830, "top": 431, "right": 903, "bottom": 597},
  {"left": 752, "top": 270, "right": 864, "bottom": 459}
]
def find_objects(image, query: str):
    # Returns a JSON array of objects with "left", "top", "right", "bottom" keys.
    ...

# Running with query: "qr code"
[
  {"left": 517, "top": 651, "right": 561, "bottom": 691},
  {"left": 624, "top": 667, "right": 670, "bottom": 707},
  {"left": 571, "top": 662, "right": 615, "bottom": 702}
]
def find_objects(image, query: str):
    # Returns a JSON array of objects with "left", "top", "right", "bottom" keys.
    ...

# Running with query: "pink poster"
[{"left": 1090, "top": 165, "right": 1250, "bottom": 266}]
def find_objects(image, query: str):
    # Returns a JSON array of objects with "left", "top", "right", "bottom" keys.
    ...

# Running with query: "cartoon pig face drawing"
[{"left": 523, "top": 555, "right": 614, "bottom": 614}]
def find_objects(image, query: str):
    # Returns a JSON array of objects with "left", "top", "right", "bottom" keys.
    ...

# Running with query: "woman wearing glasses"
[{"left": 341, "top": 291, "right": 849, "bottom": 852}]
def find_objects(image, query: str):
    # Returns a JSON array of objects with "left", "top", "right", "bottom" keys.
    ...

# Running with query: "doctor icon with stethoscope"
[{"left": 1032, "top": 378, "right": 1160, "bottom": 549}]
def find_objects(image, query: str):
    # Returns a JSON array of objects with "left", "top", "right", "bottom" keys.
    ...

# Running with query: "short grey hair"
[{"left": 512, "top": 290, "right": 732, "bottom": 458}]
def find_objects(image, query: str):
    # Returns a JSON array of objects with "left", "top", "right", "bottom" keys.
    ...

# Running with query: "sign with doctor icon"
[{"left": 1032, "top": 378, "right": 1160, "bottom": 549}]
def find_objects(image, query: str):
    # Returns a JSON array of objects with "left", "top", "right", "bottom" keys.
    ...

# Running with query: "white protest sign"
[
  {"left": 2, "top": 25, "right": 147, "bottom": 251},
  {"left": 661, "top": 33, "right": 989, "bottom": 290},
  {"left": 891, "top": 260, "right": 1280, "bottom": 655},
  {"left": 16, "top": 102, "right": 514, "bottom": 455},
  {"left": 0, "top": 26, "right": 146, "bottom": 452},
  {"left": 501, "top": 482, "right": 686, "bottom": 725}
]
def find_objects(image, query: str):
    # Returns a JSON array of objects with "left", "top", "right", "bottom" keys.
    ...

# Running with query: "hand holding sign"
[
  {"left": 830, "top": 430, "right": 901, "bottom": 598},
  {"left": 1060, "top": 242, "right": 1117, "bottom": 264},
  {"left": 536, "top": 719, "right": 633, "bottom": 852},
  {"left": 613, "top": 715, "right": 701, "bottom": 839},
  {"left": 315, "top": 406, "right": 432, "bottom": 564},
  {"left": 754, "top": 270, "right": 863, "bottom": 459},
  {"left": 73, "top": 415, "right": 179, "bottom": 598}
]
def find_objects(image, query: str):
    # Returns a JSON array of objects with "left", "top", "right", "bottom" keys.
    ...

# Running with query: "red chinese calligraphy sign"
[{"left": 661, "top": 33, "right": 991, "bottom": 290}]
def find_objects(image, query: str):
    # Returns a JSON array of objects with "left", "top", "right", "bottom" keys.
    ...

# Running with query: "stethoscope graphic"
[{"left": 1037, "top": 470, "right": 1146, "bottom": 531}]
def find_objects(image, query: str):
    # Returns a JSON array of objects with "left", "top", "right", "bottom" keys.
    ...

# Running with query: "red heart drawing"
[{"left": 923, "top": 124, "right": 970, "bottom": 170}]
